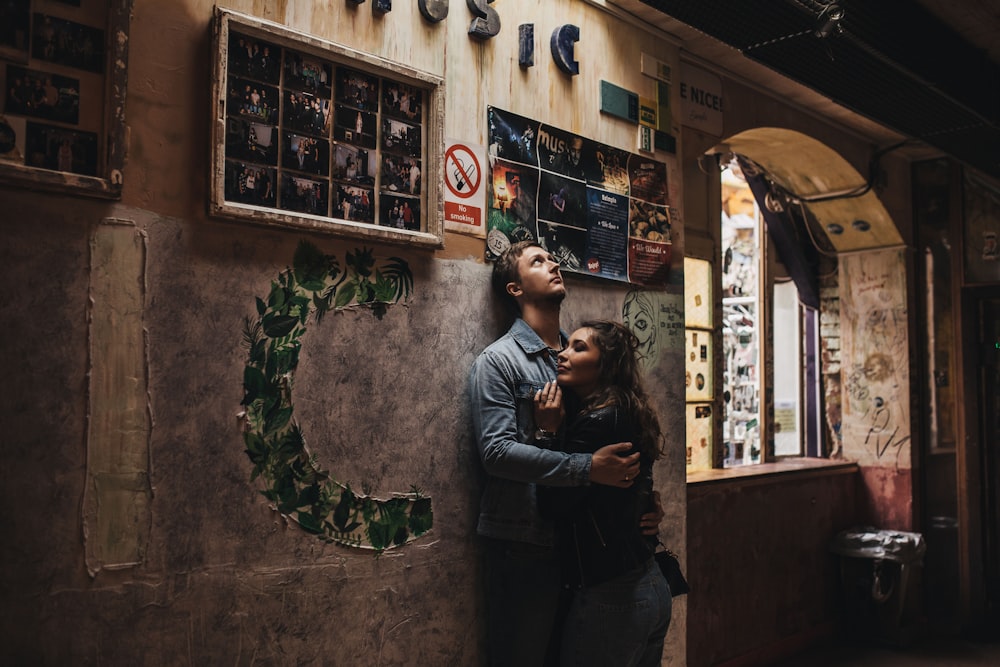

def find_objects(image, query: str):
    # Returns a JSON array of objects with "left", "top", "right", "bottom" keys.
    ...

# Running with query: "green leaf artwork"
[{"left": 239, "top": 241, "right": 430, "bottom": 553}]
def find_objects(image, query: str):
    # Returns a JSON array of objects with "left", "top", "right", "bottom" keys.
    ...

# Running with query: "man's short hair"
[{"left": 491, "top": 240, "right": 541, "bottom": 314}]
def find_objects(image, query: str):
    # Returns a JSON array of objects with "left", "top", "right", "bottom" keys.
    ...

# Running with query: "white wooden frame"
[{"left": 210, "top": 8, "right": 445, "bottom": 248}]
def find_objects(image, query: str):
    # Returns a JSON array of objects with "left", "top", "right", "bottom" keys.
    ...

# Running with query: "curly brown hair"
[{"left": 578, "top": 319, "right": 663, "bottom": 461}]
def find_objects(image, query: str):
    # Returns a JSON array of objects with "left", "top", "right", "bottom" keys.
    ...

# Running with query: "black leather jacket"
[{"left": 537, "top": 404, "right": 657, "bottom": 588}]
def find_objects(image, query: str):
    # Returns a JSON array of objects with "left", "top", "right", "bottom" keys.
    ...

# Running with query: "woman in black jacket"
[{"left": 534, "top": 320, "right": 671, "bottom": 667}]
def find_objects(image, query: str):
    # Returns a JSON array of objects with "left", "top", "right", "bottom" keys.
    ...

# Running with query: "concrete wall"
[{"left": 0, "top": 0, "right": 688, "bottom": 664}]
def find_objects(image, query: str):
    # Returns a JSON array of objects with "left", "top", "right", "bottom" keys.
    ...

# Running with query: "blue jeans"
[
  {"left": 484, "top": 537, "right": 565, "bottom": 667},
  {"left": 558, "top": 558, "right": 672, "bottom": 667}
]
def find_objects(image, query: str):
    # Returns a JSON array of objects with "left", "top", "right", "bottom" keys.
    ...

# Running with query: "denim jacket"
[{"left": 469, "top": 319, "right": 592, "bottom": 546}]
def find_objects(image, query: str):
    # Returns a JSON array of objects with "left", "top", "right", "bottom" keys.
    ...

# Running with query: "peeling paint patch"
[{"left": 84, "top": 218, "right": 152, "bottom": 576}]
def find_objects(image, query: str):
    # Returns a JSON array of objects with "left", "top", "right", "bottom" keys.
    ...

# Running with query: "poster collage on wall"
[
  {"left": 0, "top": 0, "right": 103, "bottom": 176},
  {"left": 222, "top": 30, "right": 425, "bottom": 230},
  {"left": 486, "top": 106, "right": 675, "bottom": 285}
]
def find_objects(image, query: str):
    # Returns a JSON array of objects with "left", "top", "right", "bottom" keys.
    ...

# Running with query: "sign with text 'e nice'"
[
  {"left": 679, "top": 63, "right": 724, "bottom": 136},
  {"left": 444, "top": 138, "right": 486, "bottom": 238}
]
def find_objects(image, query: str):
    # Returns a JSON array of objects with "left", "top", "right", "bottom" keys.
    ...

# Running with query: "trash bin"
[{"left": 830, "top": 526, "right": 926, "bottom": 646}]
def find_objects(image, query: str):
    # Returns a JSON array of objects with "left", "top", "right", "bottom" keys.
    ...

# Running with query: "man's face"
[
  {"left": 567, "top": 139, "right": 582, "bottom": 165},
  {"left": 510, "top": 247, "right": 565, "bottom": 303}
]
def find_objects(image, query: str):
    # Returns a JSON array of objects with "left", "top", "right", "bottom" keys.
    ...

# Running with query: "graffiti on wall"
[
  {"left": 840, "top": 251, "right": 911, "bottom": 467},
  {"left": 239, "top": 240, "right": 432, "bottom": 552},
  {"left": 622, "top": 288, "right": 683, "bottom": 371}
]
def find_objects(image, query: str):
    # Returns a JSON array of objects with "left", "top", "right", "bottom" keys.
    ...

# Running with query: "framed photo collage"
[{"left": 211, "top": 9, "right": 444, "bottom": 247}]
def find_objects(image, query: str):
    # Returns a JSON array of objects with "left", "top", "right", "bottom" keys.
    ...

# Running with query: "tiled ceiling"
[{"left": 627, "top": 0, "right": 1000, "bottom": 179}]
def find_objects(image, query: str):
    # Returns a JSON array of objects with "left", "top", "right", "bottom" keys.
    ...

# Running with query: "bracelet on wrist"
[{"left": 535, "top": 428, "right": 557, "bottom": 440}]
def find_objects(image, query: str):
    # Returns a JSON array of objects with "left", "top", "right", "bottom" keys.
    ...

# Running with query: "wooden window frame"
[{"left": 0, "top": 0, "right": 132, "bottom": 199}]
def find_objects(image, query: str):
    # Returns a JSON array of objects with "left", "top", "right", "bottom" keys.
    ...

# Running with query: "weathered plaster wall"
[{"left": 0, "top": 0, "right": 688, "bottom": 664}]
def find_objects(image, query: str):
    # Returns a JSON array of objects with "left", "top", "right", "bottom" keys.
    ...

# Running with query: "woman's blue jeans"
[{"left": 559, "top": 558, "right": 672, "bottom": 667}]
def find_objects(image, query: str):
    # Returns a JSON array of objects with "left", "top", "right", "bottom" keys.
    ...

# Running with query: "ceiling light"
[
  {"left": 826, "top": 222, "right": 844, "bottom": 235},
  {"left": 852, "top": 219, "right": 871, "bottom": 232}
]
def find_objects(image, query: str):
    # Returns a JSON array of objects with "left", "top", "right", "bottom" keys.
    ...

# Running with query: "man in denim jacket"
[{"left": 470, "top": 240, "right": 662, "bottom": 666}]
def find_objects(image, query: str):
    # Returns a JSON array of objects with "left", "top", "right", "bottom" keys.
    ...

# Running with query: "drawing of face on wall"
[{"left": 623, "top": 289, "right": 659, "bottom": 370}]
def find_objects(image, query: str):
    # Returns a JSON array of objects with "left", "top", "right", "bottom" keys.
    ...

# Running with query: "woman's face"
[{"left": 557, "top": 327, "right": 601, "bottom": 396}]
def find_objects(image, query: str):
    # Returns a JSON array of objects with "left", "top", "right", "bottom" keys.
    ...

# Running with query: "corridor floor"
[{"left": 772, "top": 635, "right": 1000, "bottom": 666}]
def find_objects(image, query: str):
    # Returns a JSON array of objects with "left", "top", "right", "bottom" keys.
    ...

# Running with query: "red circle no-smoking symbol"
[{"left": 445, "top": 144, "right": 481, "bottom": 199}]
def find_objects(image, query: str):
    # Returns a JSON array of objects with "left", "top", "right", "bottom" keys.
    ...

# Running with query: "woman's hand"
[{"left": 533, "top": 381, "right": 564, "bottom": 435}]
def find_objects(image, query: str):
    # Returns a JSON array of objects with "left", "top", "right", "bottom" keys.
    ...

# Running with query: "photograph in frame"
[
  {"left": 32, "top": 14, "right": 104, "bottom": 74},
  {"left": 333, "top": 104, "right": 375, "bottom": 148},
  {"left": 282, "top": 132, "right": 329, "bottom": 176},
  {"left": 332, "top": 143, "right": 375, "bottom": 185},
  {"left": 336, "top": 67, "right": 378, "bottom": 111},
  {"left": 225, "top": 160, "right": 277, "bottom": 207},
  {"left": 225, "top": 117, "right": 277, "bottom": 165},
  {"left": 228, "top": 77, "right": 279, "bottom": 124},
  {"left": 280, "top": 173, "right": 328, "bottom": 216},
  {"left": 381, "top": 117, "right": 420, "bottom": 158},
  {"left": 4, "top": 64, "right": 80, "bottom": 125},
  {"left": 379, "top": 193, "right": 420, "bottom": 231},
  {"left": 284, "top": 50, "right": 332, "bottom": 98},
  {"left": 284, "top": 91, "right": 331, "bottom": 137},
  {"left": 24, "top": 121, "right": 97, "bottom": 175},
  {"left": 0, "top": 0, "right": 30, "bottom": 63},
  {"left": 380, "top": 154, "right": 421, "bottom": 196},
  {"left": 382, "top": 80, "right": 422, "bottom": 122},
  {"left": 334, "top": 183, "right": 374, "bottom": 223},
  {"left": 228, "top": 32, "right": 281, "bottom": 84}
]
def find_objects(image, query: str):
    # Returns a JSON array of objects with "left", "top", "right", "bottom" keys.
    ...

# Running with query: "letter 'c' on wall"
[{"left": 551, "top": 24, "right": 579, "bottom": 75}]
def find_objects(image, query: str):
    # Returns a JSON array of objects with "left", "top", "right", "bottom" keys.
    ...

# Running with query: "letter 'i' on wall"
[{"left": 519, "top": 24, "right": 534, "bottom": 68}]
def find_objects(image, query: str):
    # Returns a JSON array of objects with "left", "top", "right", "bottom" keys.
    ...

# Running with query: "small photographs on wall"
[
  {"left": 282, "top": 132, "right": 329, "bottom": 176},
  {"left": 381, "top": 154, "right": 421, "bottom": 196},
  {"left": 4, "top": 65, "right": 79, "bottom": 125},
  {"left": 225, "top": 160, "right": 276, "bottom": 206},
  {"left": 382, "top": 80, "right": 422, "bottom": 121},
  {"left": 225, "top": 161, "right": 277, "bottom": 207},
  {"left": 381, "top": 117, "right": 420, "bottom": 158},
  {"left": 336, "top": 67, "right": 378, "bottom": 112},
  {"left": 228, "top": 32, "right": 281, "bottom": 85},
  {"left": 379, "top": 194, "right": 420, "bottom": 231},
  {"left": 333, "top": 183, "right": 374, "bottom": 223},
  {"left": 0, "top": 1, "right": 30, "bottom": 62},
  {"left": 285, "top": 91, "right": 330, "bottom": 137},
  {"left": 228, "top": 78, "right": 279, "bottom": 124},
  {"left": 333, "top": 104, "right": 375, "bottom": 149},
  {"left": 32, "top": 13, "right": 104, "bottom": 74},
  {"left": 225, "top": 117, "right": 277, "bottom": 165},
  {"left": 24, "top": 121, "right": 97, "bottom": 175},
  {"left": 333, "top": 143, "right": 375, "bottom": 185},
  {"left": 284, "top": 51, "right": 332, "bottom": 98},
  {"left": 281, "top": 173, "right": 328, "bottom": 216}
]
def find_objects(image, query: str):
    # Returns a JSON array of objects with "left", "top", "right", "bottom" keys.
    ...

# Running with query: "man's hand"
[
  {"left": 640, "top": 490, "right": 665, "bottom": 536},
  {"left": 589, "top": 442, "right": 640, "bottom": 488}
]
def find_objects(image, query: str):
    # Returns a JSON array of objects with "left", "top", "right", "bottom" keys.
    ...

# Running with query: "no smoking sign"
[{"left": 444, "top": 140, "right": 486, "bottom": 236}]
